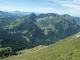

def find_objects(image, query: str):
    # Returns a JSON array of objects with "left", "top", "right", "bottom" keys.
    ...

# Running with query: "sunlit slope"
[{"left": 3, "top": 32, "right": 80, "bottom": 60}]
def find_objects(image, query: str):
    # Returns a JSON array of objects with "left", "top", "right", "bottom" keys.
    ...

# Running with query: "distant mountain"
[
  {"left": 0, "top": 11, "right": 26, "bottom": 22},
  {"left": 9, "top": 11, "right": 33, "bottom": 16},
  {"left": 0, "top": 11, "right": 19, "bottom": 18},
  {"left": 0, "top": 11, "right": 31, "bottom": 20}
]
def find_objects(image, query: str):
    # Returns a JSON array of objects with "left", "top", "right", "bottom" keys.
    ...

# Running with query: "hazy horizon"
[{"left": 0, "top": 0, "right": 80, "bottom": 17}]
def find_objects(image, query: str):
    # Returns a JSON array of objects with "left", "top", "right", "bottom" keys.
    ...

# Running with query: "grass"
[{"left": 1, "top": 33, "right": 80, "bottom": 60}]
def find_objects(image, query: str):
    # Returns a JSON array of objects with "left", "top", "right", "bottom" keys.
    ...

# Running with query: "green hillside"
[
  {"left": 0, "top": 12, "right": 80, "bottom": 59},
  {"left": 2, "top": 32, "right": 80, "bottom": 60}
]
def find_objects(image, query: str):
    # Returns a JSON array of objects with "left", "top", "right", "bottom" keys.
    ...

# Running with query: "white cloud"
[
  {"left": 42, "top": 0, "right": 80, "bottom": 16},
  {"left": 21, "top": 7, "right": 58, "bottom": 13}
]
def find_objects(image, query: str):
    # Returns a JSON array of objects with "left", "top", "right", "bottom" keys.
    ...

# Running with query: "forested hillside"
[
  {"left": 2, "top": 31, "right": 80, "bottom": 60},
  {"left": 0, "top": 12, "right": 80, "bottom": 58}
]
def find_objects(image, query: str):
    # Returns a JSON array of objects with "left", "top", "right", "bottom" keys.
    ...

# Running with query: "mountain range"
[{"left": 0, "top": 11, "right": 80, "bottom": 59}]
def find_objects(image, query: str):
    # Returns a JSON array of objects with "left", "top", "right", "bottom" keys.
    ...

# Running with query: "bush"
[{"left": 0, "top": 47, "right": 13, "bottom": 58}]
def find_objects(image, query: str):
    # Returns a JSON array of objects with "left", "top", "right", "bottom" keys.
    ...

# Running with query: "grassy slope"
[{"left": 2, "top": 33, "right": 80, "bottom": 60}]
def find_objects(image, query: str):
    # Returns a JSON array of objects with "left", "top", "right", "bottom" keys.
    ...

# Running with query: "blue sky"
[{"left": 0, "top": 0, "right": 80, "bottom": 16}]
